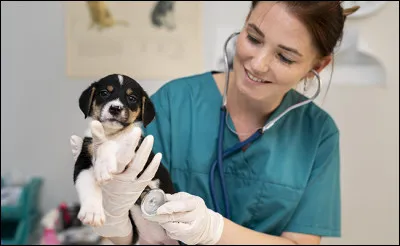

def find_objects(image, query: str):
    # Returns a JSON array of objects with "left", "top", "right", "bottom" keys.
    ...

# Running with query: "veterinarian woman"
[{"left": 73, "top": 2, "right": 359, "bottom": 245}]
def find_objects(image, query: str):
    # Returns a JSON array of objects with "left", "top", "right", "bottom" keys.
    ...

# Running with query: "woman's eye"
[
  {"left": 100, "top": 90, "right": 110, "bottom": 97},
  {"left": 278, "top": 54, "right": 294, "bottom": 65},
  {"left": 127, "top": 95, "right": 137, "bottom": 103},
  {"left": 246, "top": 34, "right": 261, "bottom": 45}
]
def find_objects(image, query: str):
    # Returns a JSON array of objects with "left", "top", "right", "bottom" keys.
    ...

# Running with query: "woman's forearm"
[{"left": 216, "top": 218, "right": 297, "bottom": 245}]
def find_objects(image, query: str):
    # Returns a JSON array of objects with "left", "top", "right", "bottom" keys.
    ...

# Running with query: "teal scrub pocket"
[{"left": 247, "top": 181, "right": 303, "bottom": 236}]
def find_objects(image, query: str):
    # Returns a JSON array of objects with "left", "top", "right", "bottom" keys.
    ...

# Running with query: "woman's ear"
[{"left": 306, "top": 55, "right": 332, "bottom": 78}]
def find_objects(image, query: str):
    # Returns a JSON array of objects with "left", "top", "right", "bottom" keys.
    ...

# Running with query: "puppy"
[
  {"left": 71, "top": 74, "right": 177, "bottom": 244},
  {"left": 151, "top": 1, "right": 176, "bottom": 31}
]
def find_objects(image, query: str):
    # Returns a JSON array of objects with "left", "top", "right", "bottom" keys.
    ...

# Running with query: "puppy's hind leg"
[{"left": 75, "top": 167, "right": 105, "bottom": 227}]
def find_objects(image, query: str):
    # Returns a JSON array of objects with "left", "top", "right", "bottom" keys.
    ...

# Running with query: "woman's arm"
[
  {"left": 217, "top": 217, "right": 321, "bottom": 245},
  {"left": 143, "top": 192, "right": 321, "bottom": 245}
]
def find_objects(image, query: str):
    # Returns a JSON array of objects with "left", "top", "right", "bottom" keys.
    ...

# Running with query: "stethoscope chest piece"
[{"left": 140, "top": 189, "right": 167, "bottom": 216}]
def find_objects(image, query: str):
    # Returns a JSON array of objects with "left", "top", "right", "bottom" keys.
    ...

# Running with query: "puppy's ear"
[
  {"left": 79, "top": 83, "right": 96, "bottom": 118},
  {"left": 141, "top": 92, "right": 155, "bottom": 128}
]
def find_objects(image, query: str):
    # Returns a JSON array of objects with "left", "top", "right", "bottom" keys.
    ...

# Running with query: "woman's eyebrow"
[
  {"left": 278, "top": 45, "right": 303, "bottom": 57},
  {"left": 248, "top": 23, "right": 265, "bottom": 37}
]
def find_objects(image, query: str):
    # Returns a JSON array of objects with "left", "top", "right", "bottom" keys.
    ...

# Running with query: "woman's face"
[{"left": 233, "top": 2, "right": 330, "bottom": 103}]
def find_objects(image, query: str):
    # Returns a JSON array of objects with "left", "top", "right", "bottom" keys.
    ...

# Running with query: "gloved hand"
[
  {"left": 70, "top": 121, "right": 162, "bottom": 238},
  {"left": 143, "top": 192, "right": 224, "bottom": 245}
]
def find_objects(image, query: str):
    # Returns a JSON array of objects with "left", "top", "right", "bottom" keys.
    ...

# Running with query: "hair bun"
[{"left": 343, "top": 5, "right": 360, "bottom": 17}]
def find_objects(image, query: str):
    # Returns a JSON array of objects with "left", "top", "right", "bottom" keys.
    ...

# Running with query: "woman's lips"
[{"left": 245, "top": 69, "right": 272, "bottom": 84}]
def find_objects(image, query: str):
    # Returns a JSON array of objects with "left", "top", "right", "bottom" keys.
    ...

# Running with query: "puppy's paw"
[
  {"left": 94, "top": 140, "right": 118, "bottom": 183},
  {"left": 94, "top": 157, "right": 117, "bottom": 183},
  {"left": 78, "top": 198, "right": 105, "bottom": 227},
  {"left": 90, "top": 120, "right": 107, "bottom": 145}
]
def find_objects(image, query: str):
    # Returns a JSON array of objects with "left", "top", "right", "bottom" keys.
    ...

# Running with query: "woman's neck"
[{"left": 225, "top": 72, "right": 282, "bottom": 135}]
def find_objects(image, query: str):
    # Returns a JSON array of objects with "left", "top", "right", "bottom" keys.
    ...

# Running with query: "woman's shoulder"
[
  {"left": 155, "top": 71, "right": 216, "bottom": 95},
  {"left": 286, "top": 89, "right": 339, "bottom": 136},
  {"left": 150, "top": 71, "right": 221, "bottom": 108}
]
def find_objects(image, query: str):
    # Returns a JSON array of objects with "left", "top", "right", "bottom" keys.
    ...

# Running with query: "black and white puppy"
[{"left": 72, "top": 74, "right": 177, "bottom": 244}]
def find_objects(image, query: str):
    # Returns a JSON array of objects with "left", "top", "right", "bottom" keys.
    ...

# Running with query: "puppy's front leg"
[
  {"left": 75, "top": 168, "right": 105, "bottom": 226},
  {"left": 114, "top": 127, "right": 143, "bottom": 174},
  {"left": 94, "top": 140, "right": 118, "bottom": 183}
]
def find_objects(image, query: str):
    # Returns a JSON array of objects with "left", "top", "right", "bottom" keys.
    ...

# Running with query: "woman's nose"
[{"left": 251, "top": 51, "right": 271, "bottom": 73}]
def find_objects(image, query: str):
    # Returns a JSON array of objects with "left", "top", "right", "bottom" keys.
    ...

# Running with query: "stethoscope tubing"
[
  {"left": 210, "top": 107, "right": 263, "bottom": 219},
  {"left": 209, "top": 31, "right": 321, "bottom": 220}
]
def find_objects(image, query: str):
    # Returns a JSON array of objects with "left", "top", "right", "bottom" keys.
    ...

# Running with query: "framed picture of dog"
[{"left": 64, "top": 1, "right": 203, "bottom": 81}]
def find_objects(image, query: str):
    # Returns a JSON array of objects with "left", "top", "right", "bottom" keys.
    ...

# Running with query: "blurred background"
[{"left": 1, "top": 1, "right": 398, "bottom": 245}]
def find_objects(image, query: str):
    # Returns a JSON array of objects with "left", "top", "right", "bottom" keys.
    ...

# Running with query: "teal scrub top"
[{"left": 144, "top": 71, "right": 341, "bottom": 237}]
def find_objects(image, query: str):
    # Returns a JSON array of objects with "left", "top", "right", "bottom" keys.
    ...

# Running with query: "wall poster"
[{"left": 65, "top": 1, "right": 203, "bottom": 81}]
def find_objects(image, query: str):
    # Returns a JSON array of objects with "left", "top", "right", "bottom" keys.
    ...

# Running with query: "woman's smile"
[{"left": 244, "top": 68, "right": 272, "bottom": 85}]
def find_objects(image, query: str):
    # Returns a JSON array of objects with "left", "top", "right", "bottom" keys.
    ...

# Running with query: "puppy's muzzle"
[{"left": 109, "top": 105, "right": 123, "bottom": 116}]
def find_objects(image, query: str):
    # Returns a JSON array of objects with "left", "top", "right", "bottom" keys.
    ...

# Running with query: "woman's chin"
[
  {"left": 236, "top": 76, "right": 269, "bottom": 100},
  {"left": 236, "top": 82, "right": 266, "bottom": 102}
]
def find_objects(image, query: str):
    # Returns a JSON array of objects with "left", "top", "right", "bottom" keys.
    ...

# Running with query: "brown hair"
[
  {"left": 249, "top": 1, "right": 359, "bottom": 58},
  {"left": 247, "top": 1, "right": 359, "bottom": 102}
]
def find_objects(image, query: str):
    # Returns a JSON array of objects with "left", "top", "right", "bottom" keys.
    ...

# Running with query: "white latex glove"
[
  {"left": 143, "top": 192, "right": 224, "bottom": 245},
  {"left": 70, "top": 121, "right": 162, "bottom": 238}
]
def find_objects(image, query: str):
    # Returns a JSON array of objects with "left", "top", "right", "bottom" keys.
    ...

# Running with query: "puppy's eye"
[
  {"left": 100, "top": 90, "right": 110, "bottom": 98},
  {"left": 127, "top": 95, "right": 137, "bottom": 103}
]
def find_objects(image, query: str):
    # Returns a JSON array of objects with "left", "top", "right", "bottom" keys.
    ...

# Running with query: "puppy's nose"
[{"left": 109, "top": 105, "right": 122, "bottom": 116}]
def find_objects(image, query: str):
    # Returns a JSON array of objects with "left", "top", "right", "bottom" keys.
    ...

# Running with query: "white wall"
[{"left": 1, "top": 1, "right": 398, "bottom": 245}]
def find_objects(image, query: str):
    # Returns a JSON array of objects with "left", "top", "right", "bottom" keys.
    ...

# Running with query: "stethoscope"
[{"left": 209, "top": 32, "right": 322, "bottom": 220}]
